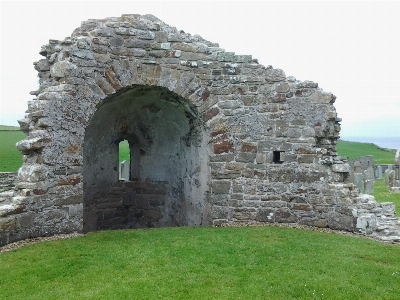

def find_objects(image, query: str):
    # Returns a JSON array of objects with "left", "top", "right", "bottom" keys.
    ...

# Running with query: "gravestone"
[
  {"left": 353, "top": 161, "right": 363, "bottom": 192},
  {"left": 374, "top": 165, "right": 382, "bottom": 181},
  {"left": 363, "top": 167, "right": 374, "bottom": 195},
  {"left": 395, "top": 164, "right": 400, "bottom": 187},
  {"left": 385, "top": 169, "right": 391, "bottom": 187},
  {"left": 119, "top": 160, "right": 130, "bottom": 180},
  {"left": 388, "top": 170, "right": 396, "bottom": 188}
]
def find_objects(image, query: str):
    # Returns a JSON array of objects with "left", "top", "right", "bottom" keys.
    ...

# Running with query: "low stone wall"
[{"left": 0, "top": 172, "right": 18, "bottom": 192}]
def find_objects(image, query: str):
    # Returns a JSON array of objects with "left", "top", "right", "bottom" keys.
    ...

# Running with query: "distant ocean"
[{"left": 340, "top": 136, "right": 400, "bottom": 150}]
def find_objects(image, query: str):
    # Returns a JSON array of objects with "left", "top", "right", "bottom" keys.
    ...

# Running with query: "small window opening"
[
  {"left": 273, "top": 151, "right": 285, "bottom": 164},
  {"left": 119, "top": 140, "right": 131, "bottom": 180},
  {"left": 119, "top": 140, "right": 130, "bottom": 163}
]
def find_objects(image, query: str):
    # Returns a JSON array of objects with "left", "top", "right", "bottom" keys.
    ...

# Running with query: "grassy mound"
[
  {"left": 0, "top": 226, "right": 399, "bottom": 299},
  {"left": 337, "top": 140, "right": 396, "bottom": 164}
]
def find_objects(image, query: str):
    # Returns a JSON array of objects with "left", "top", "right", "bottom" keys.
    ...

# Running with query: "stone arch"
[
  {"left": 83, "top": 85, "right": 211, "bottom": 232},
  {"left": 4, "top": 13, "right": 397, "bottom": 246}
]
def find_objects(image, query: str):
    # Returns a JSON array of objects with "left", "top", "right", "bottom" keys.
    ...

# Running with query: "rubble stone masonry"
[{"left": 0, "top": 14, "right": 398, "bottom": 245}]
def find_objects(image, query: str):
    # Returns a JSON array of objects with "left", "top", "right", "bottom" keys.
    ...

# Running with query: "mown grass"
[
  {"left": 0, "top": 126, "right": 26, "bottom": 172},
  {"left": 337, "top": 140, "right": 396, "bottom": 164},
  {"left": 0, "top": 226, "right": 399, "bottom": 299}
]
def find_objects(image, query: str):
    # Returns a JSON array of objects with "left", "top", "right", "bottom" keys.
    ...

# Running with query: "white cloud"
[{"left": 1, "top": 0, "right": 399, "bottom": 137}]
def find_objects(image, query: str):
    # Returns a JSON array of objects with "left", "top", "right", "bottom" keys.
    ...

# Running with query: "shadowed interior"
[{"left": 83, "top": 86, "right": 210, "bottom": 232}]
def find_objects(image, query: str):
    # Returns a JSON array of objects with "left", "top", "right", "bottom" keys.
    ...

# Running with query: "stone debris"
[{"left": 0, "top": 232, "right": 83, "bottom": 254}]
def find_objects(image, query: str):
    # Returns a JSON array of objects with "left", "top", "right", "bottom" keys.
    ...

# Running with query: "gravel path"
[{"left": 0, "top": 232, "right": 84, "bottom": 254}]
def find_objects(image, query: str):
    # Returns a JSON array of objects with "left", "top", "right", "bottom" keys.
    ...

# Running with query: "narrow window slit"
[{"left": 273, "top": 151, "right": 285, "bottom": 164}]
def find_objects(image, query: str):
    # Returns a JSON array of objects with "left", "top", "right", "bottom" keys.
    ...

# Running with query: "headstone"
[
  {"left": 353, "top": 161, "right": 363, "bottom": 192},
  {"left": 119, "top": 160, "right": 130, "bottom": 180},
  {"left": 395, "top": 149, "right": 400, "bottom": 165},
  {"left": 388, "top": 170, "right": 395, "bottom": 188},
  {"left": 363, "top": 167, "right": 374, "bottom": 195},
  {"left": 354, "top": 161, "right": 362, "bottom": 173},
  {"left": 385, "top": 169, "right": 391, "bottom": 187},
  {"left": 374, "top": 165, "right": 383, "bottom": 180},
  {"left": 395, "top": 164, "right": 400, "bottom": 187}
]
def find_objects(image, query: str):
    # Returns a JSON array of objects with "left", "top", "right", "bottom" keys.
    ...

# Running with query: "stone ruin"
[{"left": 1, "top": 14, "right": 399, "bottom": 245}]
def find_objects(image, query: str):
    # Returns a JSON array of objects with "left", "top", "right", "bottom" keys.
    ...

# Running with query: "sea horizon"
[{"left": 340, "top": 136, "right": 399, "bottom": 150}]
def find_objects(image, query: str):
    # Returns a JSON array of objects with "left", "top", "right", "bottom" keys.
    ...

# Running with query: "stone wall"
[
  {"left": 0, "top": 14, "right": 398, "bottom": 245},
  {"left": 0, "top": 172, "right": 18, "bottom": 192}
]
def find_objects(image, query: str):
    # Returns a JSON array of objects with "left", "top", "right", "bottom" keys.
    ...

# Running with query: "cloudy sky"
[{"left": 1, "top": 0, "right": 399, "bottom": 138}]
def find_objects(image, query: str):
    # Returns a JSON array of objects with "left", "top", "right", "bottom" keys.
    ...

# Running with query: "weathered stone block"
[
  {"left": 332, "top": 163, "right": 350, "bottom": 173},
  {"left": 141, "top": 209, "right": 161, "bottom": 220},
  {"left": 356, "top": 213, "right": 377, "bottom": 235},
  {"left": 235, "top": 153, "right": 256, "bottom": 163},
  {"left": 258, "top": 140, "right": 292, "bottom": 151},
  {"left": 275, "top": 208, "right": 297, "bottom": 223},
  {"left": 326, "top": 211, "right": 355, "bottom": 231},
  {"left": 256, "top": 208, "right": 275, "bottom": 222},
  {"left": 17, "top": 164, "right": 49, "bottom": 183},
  {"left": 212, "top": 180, "right": 231, "bottom": 194},
  {"left": 297, "top": 155, "right": 316, "bottom": 164},
  {"left": 265, "top": 68, "right": 286, "bottom": 82},
  {"left": 211, "top": 194, "right": 229, "bottom": 206},
  {"left": 213, "top": 141, "right": 234, "bottom": 154},
  {"left": 211, "top": 206, "right": 229, "bottom": 219}
]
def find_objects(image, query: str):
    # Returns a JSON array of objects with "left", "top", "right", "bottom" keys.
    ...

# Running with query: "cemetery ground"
[{"left": 1, "top": 126, "right": 399, "bottom": 299}]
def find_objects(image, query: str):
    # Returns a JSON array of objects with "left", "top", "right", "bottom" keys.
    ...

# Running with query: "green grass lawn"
[
  {"left": 0, "top": 226, "right": 399, "bottom": 300},
  {"left": 337, "top": 140, "right": 396, "bottom": 164},
  {"left": 0, "top": 126, "right": 26, "bottom": 172}
]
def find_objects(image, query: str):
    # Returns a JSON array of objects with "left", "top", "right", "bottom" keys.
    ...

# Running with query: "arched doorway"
[{"left": 83, "top": 85, "right": 210, "bottom": 232}]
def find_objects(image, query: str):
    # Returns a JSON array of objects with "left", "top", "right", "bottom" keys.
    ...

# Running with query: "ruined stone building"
[{"left": 0, "top": 14, "right": 399, "bottom": 245}]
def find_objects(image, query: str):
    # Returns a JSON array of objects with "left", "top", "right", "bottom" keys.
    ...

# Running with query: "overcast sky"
[{"left": 1, "top": 0, "right": 399, "bottom": 138}]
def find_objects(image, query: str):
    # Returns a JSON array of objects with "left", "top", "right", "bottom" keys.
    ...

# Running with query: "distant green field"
[
  {"left": 0, "top": 128, "right": 396, "bottom": 170},
  {"left": 0, "top": 125, "right": 21, "bottom": 131},
  {"left": 0, "top": 126, "right": 26, "bottom": 172},
  {"left": 119, "top": 140, "right": 130, "bottom": 162},
  {"left": 337, "top": 139, "right": 396, "bottom": 164}
]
